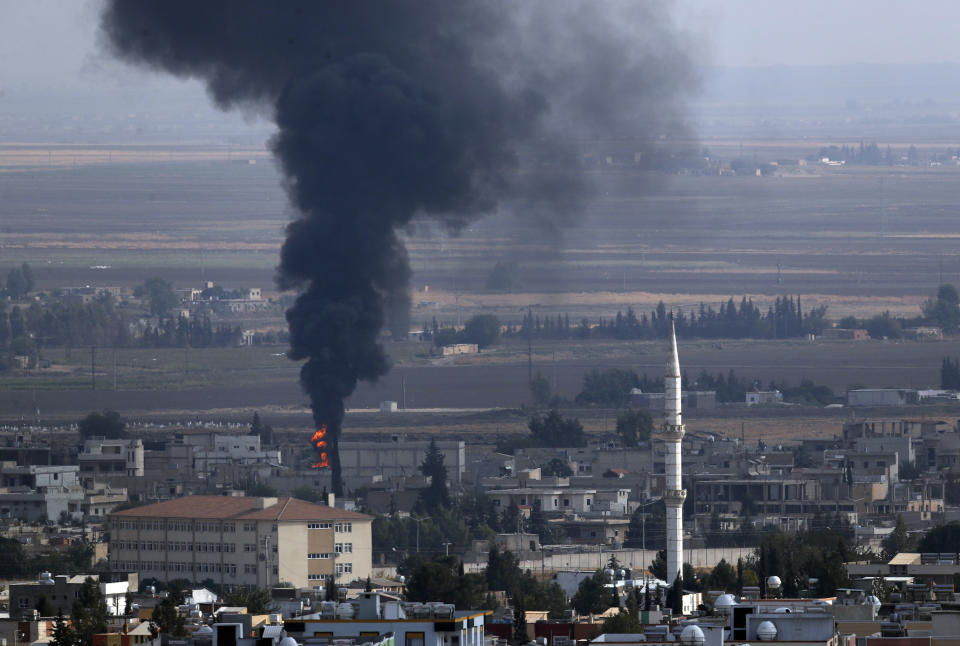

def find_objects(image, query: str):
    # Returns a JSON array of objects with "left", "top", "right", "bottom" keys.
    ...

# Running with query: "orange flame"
[{"left": 311, "top": 426, "right": 329, "bottom": 468}]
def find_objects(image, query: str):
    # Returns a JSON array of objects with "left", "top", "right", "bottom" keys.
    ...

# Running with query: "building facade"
[
  {"left": 108, "top": 496, "right": 372, "bottom": 590},
  {"left": 78, "top": 438, "right": 145, "bottom": 480}
]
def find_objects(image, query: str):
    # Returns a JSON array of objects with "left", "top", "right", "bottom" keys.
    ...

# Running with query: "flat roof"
[{"left": 888, "top": 553, "right": 921, "bottom": 566}]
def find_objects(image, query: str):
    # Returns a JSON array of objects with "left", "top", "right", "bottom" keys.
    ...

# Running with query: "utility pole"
[{"left": 90, "top": 346, "right": 96, "bottom": 390}]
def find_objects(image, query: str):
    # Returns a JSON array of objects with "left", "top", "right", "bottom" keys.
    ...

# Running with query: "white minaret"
[{"left": 661, "top": 314, "right": 685, "bottom": 586}]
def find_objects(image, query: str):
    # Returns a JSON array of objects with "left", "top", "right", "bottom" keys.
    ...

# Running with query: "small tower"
[{"left": 661, "top": 314, "right": 685, "bottom": 586}]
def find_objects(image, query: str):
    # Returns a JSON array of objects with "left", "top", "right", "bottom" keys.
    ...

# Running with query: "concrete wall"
[
  {"left": 339, "top": 441, "right": 465, "bottom": 483},
  {"left": 474, "top": 546, "right": 757, "bottom": 573}
]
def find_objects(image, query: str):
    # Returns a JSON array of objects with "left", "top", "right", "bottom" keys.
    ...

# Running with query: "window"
[
  {"left": 406, "top": 632, "right": 425, "bottom": 646},
  {"left": 335, "top": 543, "right": 343, "bottom": 554},
  {"left": 244, "top": 544, "right": 255, "bottom": 552},
  {"left": 308, "top": 522, "right": 331, "bottom": 530},
  {"left": 344, "top": 543, "right": 353, "bottom": 553},
  {"left": 244, "top": 522, "right": 256, "bottom": 532},
  {"left": 18, "top": 598, "right": 31, "bottom": 609},
  {"left": 308, "top": 553, "right": 332, "bottom": 559},
  {"left": 308, "top": 574, "right": 324, "bottom": 581},
  {"left": 344, "top": 563, "right": 352, "bottom": 573},
  {"left": 335, "top": 522, "right": 352, "bottom": 533}
]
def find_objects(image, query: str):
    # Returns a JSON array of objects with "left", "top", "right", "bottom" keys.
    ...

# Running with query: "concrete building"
[
  {"left": 109, "top": 495, "right": 372, "bottom": 590},
  {"left": 821, "top": 328, "right": 870, "bottom": 341},
  {"left": 78, "top": 438, "right": 144, "bottom": 480},
  {"left": 441, "top": 343, "right": 478, "bottom": 356},
  {"left": 9, "top": 573, "right": 134, "bottom": 619},
  {"left": 847, "top": 389, "right": 918, "bottom": 407},
  {"left": 339, "top": 439, "right": 466, "bottom": 484},
  {"left": 630, "top": 389, "right": 716, "bottom": 411},
  {"left": 487, "top": 487, "right": 630, "bottom": 516},
  {"left": 189, "top": 434, "right": 281, "bottom": 478},
  {"left": 0, "top": 464, "right": 84, "bottom": 522},
  {"left": 746, "top": 390, "right": 783, "bottom": 406},
  {"left": 284, "top": 591, "right": 490, "bottom": 646}
]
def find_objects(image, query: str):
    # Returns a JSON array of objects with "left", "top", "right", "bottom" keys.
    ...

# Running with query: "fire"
[{"left": 311, "top": 425, "right": 329, "bottom": 468}]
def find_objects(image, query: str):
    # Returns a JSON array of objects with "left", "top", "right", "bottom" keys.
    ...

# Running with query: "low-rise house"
[
  {"left": 847, "top": 389, "right": 918, "bottom": 407},
  {"left": 746, "top": 390, "right": 783, "bottom": 406},
  {"left": 821, "top": 328, "right": 870, "bottom": 341},
  {"left": 9, "top": 573, "right": 135, "bottom": 619},
  {"left": 0, "top": 463, "right": 84, "bottom": 522},
  {"left": 548, "top": 516, "right": 631, "bottom": 546},
  {"left": 79, "top": 438, "right": 145, "bottom": 481},
  {"left": 92, "top": 620, "right": 159, "bottom": 646},
  {"left": 82, "top": 482, "right": 130, "bottom": 518}
]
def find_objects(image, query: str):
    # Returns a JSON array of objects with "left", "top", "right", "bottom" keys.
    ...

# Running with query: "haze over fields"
[{"left": 4, "top": 1, "right": 960, "bottom": 430}]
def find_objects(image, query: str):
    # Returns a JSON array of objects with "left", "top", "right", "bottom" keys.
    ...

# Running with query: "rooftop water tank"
[
  {"left": 757, "top": 621, "right": 777, "bottom": 641},
  {"left": 714, "top": 594, "right": 737, "bottom": 615},
  {"left": 680, "top": 625, "right": 705, "bottom": 646},
  {"left": 766, "top": 576, "right": 781, "bottom": 590}
]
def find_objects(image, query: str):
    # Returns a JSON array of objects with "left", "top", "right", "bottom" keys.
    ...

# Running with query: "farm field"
[{"left": 4, "top": 141, "right": 960, "bottom": 437}]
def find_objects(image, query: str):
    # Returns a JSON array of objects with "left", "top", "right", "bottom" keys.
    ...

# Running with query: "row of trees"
[
  {"left": 0, "top": 538, "right": 94, "bottom": 579},
  {"left": 426, "top": 314, "right": 502, "bottom": 350},
  {"left": 0, "top": 297, "right": 248, "bottom": 370},
  {"left": 424, "top": 284, "right": 960, "bottom": 351},
  {"left": 816, "top": 141, "right": 897, "bottom": 166},
  {"left": 496, "top": 296, "right": 828, "bottom": 342},
  {"left": 840, "top": 284, "right": 960, "bottom": 338}
]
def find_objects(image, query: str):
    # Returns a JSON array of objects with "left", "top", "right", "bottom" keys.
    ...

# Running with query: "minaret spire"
[{"left": 660, "top": 313, "right": 685, "bottom": 589}]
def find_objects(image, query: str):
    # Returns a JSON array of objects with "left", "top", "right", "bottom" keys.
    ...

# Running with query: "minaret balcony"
[
  {"left": 659, "top": 425, "right": 685, "bottom": 442},
  {"left": 663, "top": 489, "right": 687, "bottom": 505}
]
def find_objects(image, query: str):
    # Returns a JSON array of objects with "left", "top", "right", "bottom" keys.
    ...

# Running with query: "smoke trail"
[{"left": 99, "top": 1, "right": 697, "bottom": 495}]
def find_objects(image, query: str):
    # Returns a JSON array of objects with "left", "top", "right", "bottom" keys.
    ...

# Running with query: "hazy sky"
[
  {"left": 3, "top": 1, "right": 960, "bottom": 108},
  {"left": 682, "top": 0, "right": 960, "bottom": 67}
]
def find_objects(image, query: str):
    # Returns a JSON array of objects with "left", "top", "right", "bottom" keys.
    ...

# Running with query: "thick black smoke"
[{"left": 99, "top": 1, "right": 697, "bottom": 495}]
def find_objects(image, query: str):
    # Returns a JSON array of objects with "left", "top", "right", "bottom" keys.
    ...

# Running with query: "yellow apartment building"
[{"left": 109, "top": 496, "right": 372, "bottom": 590}]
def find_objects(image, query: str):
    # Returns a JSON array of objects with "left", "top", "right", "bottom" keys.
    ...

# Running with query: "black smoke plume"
[{"left": 99, "top": 2, "right": 697, "bottom": 496}]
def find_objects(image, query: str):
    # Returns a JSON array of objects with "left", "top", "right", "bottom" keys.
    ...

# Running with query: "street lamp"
[
  {"left": 412, "top": 515, "right": 430, "bottom": 553},
  {"left": 636, "top": 498, "right": 661, "bottom": 554}
]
